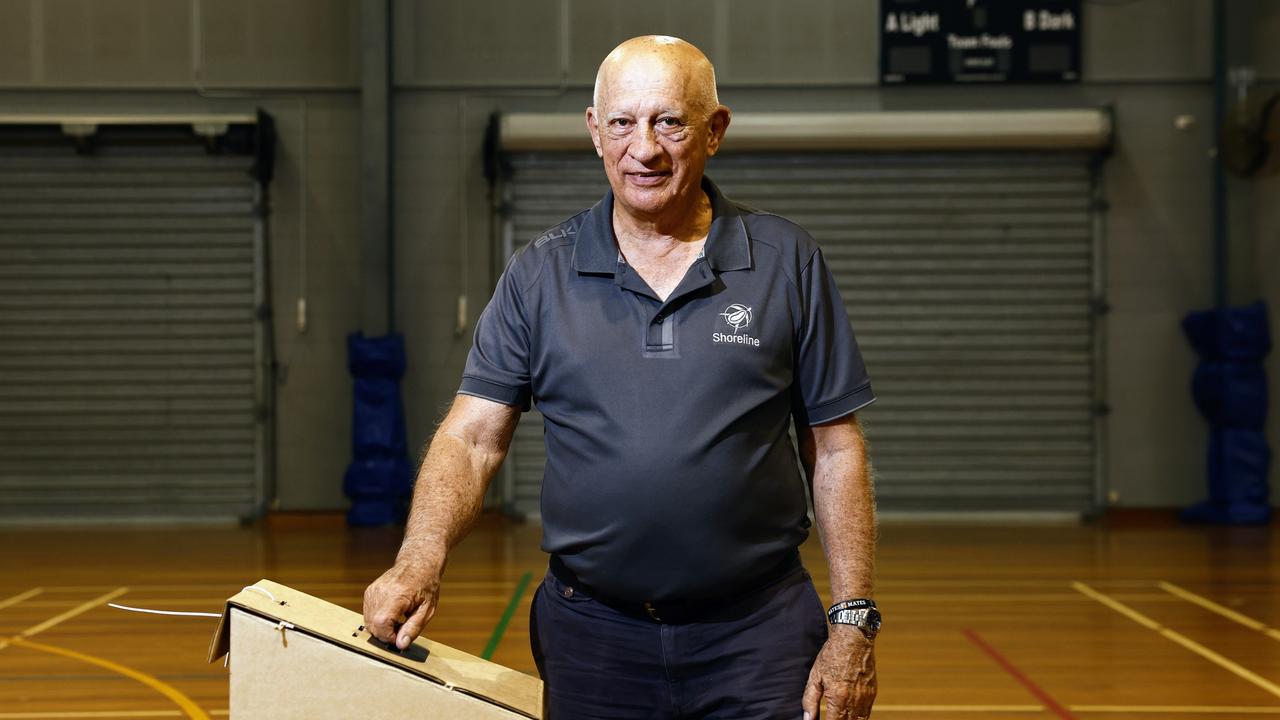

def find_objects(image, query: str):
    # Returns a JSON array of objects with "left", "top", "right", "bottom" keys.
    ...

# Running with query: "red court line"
[{"left": 963, "top": 628, "right": 1077, "bottom": 720}]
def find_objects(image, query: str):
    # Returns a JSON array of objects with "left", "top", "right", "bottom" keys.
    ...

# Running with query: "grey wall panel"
[
  {"left": 1083, "top": 0, "right": 1212, "bottom": 81},
  {"left": 2, "top": 0, "right": 1228, "bottom": 89},
  {"left": 0, "top": 143, "right": 262, "bottom": 520},
  {"left": 499, "top": 151, "right": 1099, "bottom": 515},
  {"left": 1261, "top": 2, "right": 1280, "bottom": 80},
  {"left": 258, "top": 95, "right": 362, "bottom": 511},
  {"left": 198, "top": 0, "right": 359, "bottom": 88},
  {"left": 0, "top": 0, "right": 32, "bottom": 85},
  {"left": 394, "top": 0, "right": 563, "bottom": 87},
  {"left": 394, "top": 92, "right": 486, "bottom": 448},
  {"left": 386, "top": 0, "right": 1217, "bottom": 90},
  {"left": 722, "top": 0, "right": 876, "bottom": 85},
  {"left": 0, "top": 0, "right": 358, "bottom": 89},
  {"left": 41, "top": 0, "right": 192, "bottom": 86},
  {"left": 564, "top": 1, "right": 717, "bottom": 85},
  {"left": 1085, "top": 84, "right": 1214, "bottom": 507}
]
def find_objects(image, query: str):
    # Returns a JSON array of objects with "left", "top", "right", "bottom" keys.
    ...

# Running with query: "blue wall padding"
[
  {"left": 1191, "top": 362, "right": 1268, "bottom": 429},
  {"left": 348, "top": 331, "right": 407, "bottom": 378},
  {"left": 344, "top": 332, "right": 413, "bottom": 526},
  {"left": 352, "top": 377, "right": 408, "bottom": 457},
  {"left": 1181, "top": 429, "right": 1273, "bottom": 525},
  {"left": 1180, "top": 302, "right": 1272, "bottom": 526},
  {"left": 344, "top": 455, "right": 413, "bottom": 497},
  {"left": 1182, "top": 301, "right": 1271, "bottom": 361}
]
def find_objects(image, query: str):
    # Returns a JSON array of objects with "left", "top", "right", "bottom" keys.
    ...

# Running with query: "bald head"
[
  {"left": 585, "top": 35, "right": 730, "bottom": 224},
  {"left": 593, "top": 36, "right": 720, "bottom": 121}
]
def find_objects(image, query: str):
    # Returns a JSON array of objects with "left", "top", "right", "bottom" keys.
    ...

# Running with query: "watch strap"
[{"left": 827, "top": 598, "right": 876, "bottom": 617}]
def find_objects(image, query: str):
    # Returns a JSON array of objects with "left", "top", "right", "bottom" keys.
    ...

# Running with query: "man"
[{"left": 364, "top": 36, "right": 879, "bottom": 720}]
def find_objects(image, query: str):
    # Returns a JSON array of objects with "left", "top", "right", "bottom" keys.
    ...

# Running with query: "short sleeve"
[
  {"left": 458, "top": 257, "right": 532, "bottom": 410},
  {"left": 793, "top": 247, "right": 875, "bottom": 426}
]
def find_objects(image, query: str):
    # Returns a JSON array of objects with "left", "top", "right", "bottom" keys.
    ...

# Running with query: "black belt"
[{"left": 547, "top": 551, "right": 803, "bottom": 624}]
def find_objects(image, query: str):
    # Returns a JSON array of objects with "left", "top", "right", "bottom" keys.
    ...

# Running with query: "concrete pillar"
[{"left": 361, "top": 0, "right": 392, "bottom": 334}]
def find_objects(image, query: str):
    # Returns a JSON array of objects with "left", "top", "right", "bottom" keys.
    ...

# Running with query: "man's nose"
[{"left": 628, "top": 123, "right": 664, "bottom": 164}]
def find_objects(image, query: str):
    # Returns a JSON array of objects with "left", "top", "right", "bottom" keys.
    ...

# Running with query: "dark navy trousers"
[{"left": 529, "top": 562, "right": 829, "bottom": 719}]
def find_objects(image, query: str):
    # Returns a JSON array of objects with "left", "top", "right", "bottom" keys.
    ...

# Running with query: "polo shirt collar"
[{"left": 571, "top": 176, "right": 753, "bottom": 275}]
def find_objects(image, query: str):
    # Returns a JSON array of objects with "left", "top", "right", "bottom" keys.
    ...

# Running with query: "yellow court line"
[
  {"left": 0, "top": 707, "right": 1049, "bottom": 718},
  {"left": 1074, "top": 581, "right": 1161, "bottom": 628},
  {"left": 7, "top": 707, "right": 1280, "bottom": 719},
  {"left": 7, "top": 707, "right": 1280, "bottom": 712},
  {"left": 0, "top": 707, "right": 181, "bottom": 712},
  {"left": 1073, "top": 706, "right": 1280, "bottom": 714},
  {"left": 879, "top": 578, "right": 1159, "bottom": 588},
  {"left": 1160, "top": 581, "right": 1280, "bottom": 642},
  {"left": 1074, "top": 582, "right": 1280, "bottom": 700},
  {"left": 42, "top": 578, "right": 1159, "bottom": 591},
  {"left": 18, "top": 588, "right": 129, "bottom": 639},
  {"left": 0, "top": 588, "right": 44, "bottom": 612},
  {"left": 872, "top": 706, "right": 1043, "bottom": 712},
  {"left": 42, "top": 592, "right": 1147, "bottom": 607},
  {"left": 8, "top": 637, "right": 209, "bottom": 720}
]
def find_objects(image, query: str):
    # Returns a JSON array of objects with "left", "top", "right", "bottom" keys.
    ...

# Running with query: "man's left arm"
[{"left": 798, "top": 412, "right": 877, "bottom": 720}]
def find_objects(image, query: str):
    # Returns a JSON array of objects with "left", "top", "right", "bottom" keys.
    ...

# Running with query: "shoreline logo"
[
  {"left": 714, "top": 304, "right": 760, "bottom": 347},
  {"left": 719, "top": 304, "right": 752, "bottom": 333}
]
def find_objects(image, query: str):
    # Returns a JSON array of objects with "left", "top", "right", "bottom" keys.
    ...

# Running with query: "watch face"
[{"left": 866, "top": 608, "right": 882, "bottom": 633}]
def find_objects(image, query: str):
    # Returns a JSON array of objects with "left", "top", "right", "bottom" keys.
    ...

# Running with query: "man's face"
[{"left": 587, "top": 58, "right": 727, "bottom": 221}]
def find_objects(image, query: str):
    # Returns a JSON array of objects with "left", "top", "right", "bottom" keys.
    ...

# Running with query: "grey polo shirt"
[{"left": 459, "top": 177, "right": 875, "bottom": 603}]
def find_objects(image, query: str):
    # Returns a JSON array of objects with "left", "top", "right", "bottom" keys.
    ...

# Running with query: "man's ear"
[
  {"left": 705, "top": 106, "right": 731, "bottom": 157},
  {"left": 585, "top": 108, "right": 604, "bottom": 159}
]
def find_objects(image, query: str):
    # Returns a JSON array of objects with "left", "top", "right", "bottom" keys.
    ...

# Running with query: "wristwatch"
[{"left": 827, "top": 599, "right": 882, "bottom": 640}]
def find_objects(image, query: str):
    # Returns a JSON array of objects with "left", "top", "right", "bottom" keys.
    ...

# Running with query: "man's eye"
[
  {"left": 610, "top": 118, "right": 631, "bottom": 128},
  {"left": 658, "top": 118, "right": 683, "bottom": 128}
]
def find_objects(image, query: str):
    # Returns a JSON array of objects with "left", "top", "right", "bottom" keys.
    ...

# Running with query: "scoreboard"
[{"left": 880, "top": 0, "right": 1082, "bottom": 84}]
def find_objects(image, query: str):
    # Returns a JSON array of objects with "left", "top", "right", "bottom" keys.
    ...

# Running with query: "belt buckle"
[{"left": 642, "top": 601, "right": 663, "bottom": 623}]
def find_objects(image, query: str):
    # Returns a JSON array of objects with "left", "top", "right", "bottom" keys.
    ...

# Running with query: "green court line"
[{"left": 481, "top": 571, "right": 533, "bottom": 660}]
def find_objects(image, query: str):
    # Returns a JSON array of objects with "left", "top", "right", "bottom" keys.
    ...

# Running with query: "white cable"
[
  {"left": 107, "top": 603, "right": 221, "bottom": 618},
  {"left": 241, "top": 585, "right": 276, "bottom": 602},
  {"left": 105, "top": 585, "right": 275, "bottom": 619}
]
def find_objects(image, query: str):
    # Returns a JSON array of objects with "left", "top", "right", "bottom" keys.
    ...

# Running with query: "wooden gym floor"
[{"left": 1, "top": 513, "right": 1278, "bottom": 719}]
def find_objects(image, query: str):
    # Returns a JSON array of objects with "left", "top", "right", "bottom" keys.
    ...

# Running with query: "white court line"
[
  {"left": 1074, "top": 582, "right": 1280, "bottom": 700},
  {"left": 1159, "top": 581, "right": 1280, "bottom": 642}
]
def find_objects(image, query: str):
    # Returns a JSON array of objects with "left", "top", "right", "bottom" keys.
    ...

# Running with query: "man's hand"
[
  {"left": 362, "top": 559, "right": 443, "bottom": 650},
  {"left": 802, "top": 626, "right": 877, "bottom": 720}
]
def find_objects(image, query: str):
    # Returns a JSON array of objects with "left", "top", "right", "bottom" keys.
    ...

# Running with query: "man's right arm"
[{"left": 362, "top": 393, "right": 521, "bottom": 649}]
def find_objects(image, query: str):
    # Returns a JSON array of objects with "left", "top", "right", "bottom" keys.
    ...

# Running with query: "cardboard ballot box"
[{"left": 208, "top": 579, "right": 543, "bottom": 719}]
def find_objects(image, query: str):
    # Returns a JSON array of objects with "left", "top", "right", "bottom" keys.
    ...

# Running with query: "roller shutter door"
[
  {"left": 499, "top": 151, "right": 1100, "bottom": 515},
  {"left": 0, "top": 134, "right": 267, "bottom": 521}
]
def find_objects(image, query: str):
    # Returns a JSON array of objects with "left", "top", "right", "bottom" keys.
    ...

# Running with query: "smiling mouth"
[{"left": 626, "top": 171, "right": 670, "bottom": 186}]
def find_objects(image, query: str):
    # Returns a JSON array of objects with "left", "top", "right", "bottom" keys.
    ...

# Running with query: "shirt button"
[
  {"left": 562, "top": 586, "right": 574, "bottom": 598},
  {"left": 655, "top": 315, "right": 664, "bottom": 324}
]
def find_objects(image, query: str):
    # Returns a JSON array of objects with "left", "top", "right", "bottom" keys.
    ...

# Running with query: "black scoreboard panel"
[{"left": 880, "top": 0, "right": 1081, "bottom": 84}]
